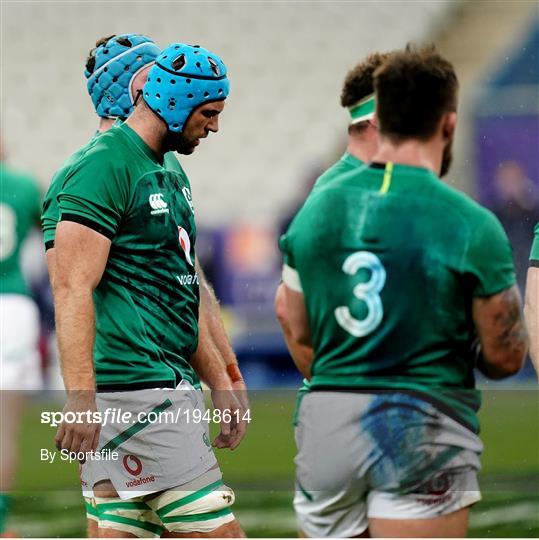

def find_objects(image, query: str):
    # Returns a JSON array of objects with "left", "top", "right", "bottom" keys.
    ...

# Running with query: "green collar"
[
  {"left": 341, "top": 152, "right": 364, "bottom": 168},
  {"left": 117, "top": 122, "right": 163, "bottom": 165}
]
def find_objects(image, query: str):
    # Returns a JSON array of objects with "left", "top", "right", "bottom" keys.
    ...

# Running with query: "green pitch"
[{"left": 7, "top": 388, "right": 538, "bottom": 537}]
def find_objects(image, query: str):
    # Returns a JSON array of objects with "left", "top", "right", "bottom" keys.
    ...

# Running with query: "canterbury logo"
[{"left": 149, "top": 193, "right": 169, "bottom": 215}]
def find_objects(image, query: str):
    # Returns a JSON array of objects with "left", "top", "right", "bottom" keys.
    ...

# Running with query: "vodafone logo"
[
  {"left": 178, "top": 227, "right": 194, "bottom": 266},
  {"left": 123, "top": 454, "right": 143, "bottom": 477}
]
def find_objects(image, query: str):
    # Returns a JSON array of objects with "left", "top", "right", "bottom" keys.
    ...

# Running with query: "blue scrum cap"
[
  {"left": 144, "top": 43, "right": 229, "bottom": 132},
  {"left": 85, "top": 34, "right": 161, "bottom": 119}
]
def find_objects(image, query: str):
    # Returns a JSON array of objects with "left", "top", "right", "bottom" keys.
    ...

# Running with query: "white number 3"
[{"left": 334, "top": 251, "right": 386, "bottom": 337}]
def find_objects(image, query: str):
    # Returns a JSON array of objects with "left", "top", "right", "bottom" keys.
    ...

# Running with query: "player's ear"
[{"left": 441, "top": 111, "right": 457, "bottom": 141}]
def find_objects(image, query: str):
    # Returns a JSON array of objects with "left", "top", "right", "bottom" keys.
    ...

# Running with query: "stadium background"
[{"left": 1, "top": 0, "right": 538, "bottom": 537}]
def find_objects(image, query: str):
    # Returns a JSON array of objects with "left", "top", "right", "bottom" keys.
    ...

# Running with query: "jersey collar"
[
  {"left": 117, "top": 122, "right": 164, "bottom": 165},
  {"left": 341, "top": 152, "right": 364, "bottom": 168}
]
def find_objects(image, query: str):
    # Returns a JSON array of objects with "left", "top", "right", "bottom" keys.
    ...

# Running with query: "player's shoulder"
[
  {"left": 431, "top": 179, "right": 499, "bottom": 227},
  {"left": 312, "top": 153, "right": 363, "bottom": 192},
  {"left": 67, "top": 130, "right": 124, "bottom": 177}
]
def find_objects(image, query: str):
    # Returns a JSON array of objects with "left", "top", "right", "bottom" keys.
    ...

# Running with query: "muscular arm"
[
  {"left": 472, "top": 285, "right": 528, "bottom": 379},
  {"left": 524, "top": 267, "right": 539, "bottom": 378},
  {"left": 191, "top": 260, "right": 246, "bottom": 392},
  {"left": 191, "top": 259, "right": 247, "bottom": 449},
  {"left": 52, "top": 221, "right": 110, "bottom": 454},
  {"left": 275, "top": 283, "right": 313, "bottom": 380},
  {"left": 53, "top": 222, "right": 110, "bottom": 390}
]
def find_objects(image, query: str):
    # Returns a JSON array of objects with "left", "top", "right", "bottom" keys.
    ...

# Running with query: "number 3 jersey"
[
  {"left": 57, "top": 122, "right": 199, "bottom": 391},
  {"left": 280, "top": 162, "right": 516, "bottom": 433}
]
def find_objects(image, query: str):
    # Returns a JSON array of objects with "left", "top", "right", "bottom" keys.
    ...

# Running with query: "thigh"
[
  {"left": 369, "top": 506, "right": 469, "bottom": 538},
  {"left": 146, "top": 466, "right": 239, "bottom": 536},
  {"left": 94, "top": 481, "right": 164, "bottom": 538}
]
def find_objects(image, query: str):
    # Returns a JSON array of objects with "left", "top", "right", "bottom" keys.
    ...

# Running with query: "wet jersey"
[{"left": 281, "top": 162, "right": 516, "bottom": 433}]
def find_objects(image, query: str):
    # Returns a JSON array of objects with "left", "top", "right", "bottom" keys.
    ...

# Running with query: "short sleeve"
[
  {"left": 58, "top": 151, "right": 128, "bottom": 240},
  {"left": 463, "top": 210, "right": 516, "bottom": 297},
  {"left": 530, "top": 223, "right": 539, "bottom": 266},
  {"left": 42, "top": 174, "right": 62, "bottom": 249},
  {"left": 279, "top": 232, "right": 295, "bottom": 269}
]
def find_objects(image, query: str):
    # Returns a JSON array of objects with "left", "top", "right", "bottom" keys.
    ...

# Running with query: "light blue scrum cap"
[
  {"left": 85, "top": 34, "right": 161, "bottom": 119},
  {"left": 144, "top": 43, "right": 229, "bottom": 132}
]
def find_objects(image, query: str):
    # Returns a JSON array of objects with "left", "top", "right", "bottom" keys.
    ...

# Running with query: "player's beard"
[
  {"left": 440, "top": 138, "right": 453, "bottom": 178},
  {"left": 163, "top": 131, "right": 197, "bottom": 155}
]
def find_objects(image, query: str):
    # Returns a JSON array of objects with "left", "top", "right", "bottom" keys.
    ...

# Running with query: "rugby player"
[
  {"left": 50, "top": 43, "right": 245, "bottom": 538},
  {"left": 279, "top": 45, "right": 528, "bottom": 538},
  {"left": 275, "top": 52, "right": 390, "bottom": 378},
  {"left": 43, "top": 34, "right": 246, "bottom": 413},
  {"left": 525, "top": 224, "right": 539, "bottom": 377},
  {"left": 0, "top": 140, "right": 42, "bottom": 537}
]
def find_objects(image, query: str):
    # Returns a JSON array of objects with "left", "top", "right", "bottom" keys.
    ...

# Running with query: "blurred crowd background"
[{"left": 2, "top": 0, "right": 538, "bottom": 389}]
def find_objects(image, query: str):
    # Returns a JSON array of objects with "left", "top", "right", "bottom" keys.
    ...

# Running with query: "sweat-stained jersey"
[
  {"left": 57, "top": 122, "right": 200, "bottom": 391},
  {"left": 530, "top": 223, "right": 539, "bottom": 265},
  {"left": 0, "top": 163, "right": 41, "bottom": 296},
  {"left": 281, "top": 162, "right": 516, "bottom": 433}
]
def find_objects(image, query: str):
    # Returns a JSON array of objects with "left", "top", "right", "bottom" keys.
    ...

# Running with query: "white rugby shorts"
[
  {"left": 0, "top": 294, "right": 41, "bottom": 391},
  {"left": 294, "top": 391, "right": 482, "bottom": 537}
]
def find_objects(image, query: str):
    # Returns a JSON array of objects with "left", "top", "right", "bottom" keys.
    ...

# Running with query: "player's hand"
[
  {"left": 232, "top": 378, "right": 250, "bottom": 415},
  {"left": 54, "top": 390, "right": 100, "bottom": 462},
  {"left": 211, "top": 388, "right": 247, "bottom": 451}
]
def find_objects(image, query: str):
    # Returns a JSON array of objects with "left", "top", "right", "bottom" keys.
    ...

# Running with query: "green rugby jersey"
[
  {"left": 42, "top": 132, "right": 100, "bottom": 249},
  {"left": 42, "top": 127, "right": 186, "bottom": 249},
  {"left": 281, "top": 162, "right": 516, "bottom": 433},
  {"left": 0, "top": 163, "right": 41, "bottom": 295},
  {"left": 296, "top": 152, "right": 364, "bottom": 400},
  {"left": 57, "top": 122, "right": 199, "bottom": 391},
  {"left": 530, "top": 223, "right": 539, "bottom": 265},
  {"left": 311, "top": 152, "right": 364, "bottom": 193}
]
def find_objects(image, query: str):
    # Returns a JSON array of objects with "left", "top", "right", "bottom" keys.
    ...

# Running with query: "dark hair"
[
  {"left": 85, "top": 34, "right": 116, "bottom": 74},
  {"left": 340, "top": 52, "right": 392, "bottom": 108},
  {"left": 340, "top": 52, "right": 391, "bottom": 133},
  {"left": 374, "top": 44, "right": 458, "bottom": 141}
]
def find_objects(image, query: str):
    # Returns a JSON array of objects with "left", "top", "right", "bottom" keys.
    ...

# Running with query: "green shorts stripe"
[
  {"left": 101, "top": 399, "right": 173, "bottom": 452},
  {"left": 157, "top": 480, "right": 224, "bottom": 517},
  {"left": 99, "top": 513, "right": 165, "bottom": 535},
  {"left": 85, "top": 500, "right": 99, "bottom": 518},
  {"left": 161, "top": 507, "right": 232, "bottom": 524}
]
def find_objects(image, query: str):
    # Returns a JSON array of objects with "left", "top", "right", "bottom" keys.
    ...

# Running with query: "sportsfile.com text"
[{"left": 41, "top": 407, "right": 252, "bottom": 428}]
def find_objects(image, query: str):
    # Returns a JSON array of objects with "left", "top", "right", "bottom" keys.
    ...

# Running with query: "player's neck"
[
  {"left": 372, "top": 138, "right": 442, "bottom": 176},
  {"left": 98, "top": 118, "right": 115, "bottom": 132},
  {"left": 126, "top": 108, "right": 167, "bottom": 157},
  {"left": 347, "top": 134, "right": 377, "bottom": 163}
]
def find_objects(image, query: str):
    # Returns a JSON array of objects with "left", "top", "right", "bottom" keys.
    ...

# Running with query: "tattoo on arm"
[{"left": 493, "top": 287, "right": 528, "bottom": 357}]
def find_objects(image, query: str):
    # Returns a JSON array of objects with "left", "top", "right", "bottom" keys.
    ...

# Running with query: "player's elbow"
[{"left": 481, "top": 345, "right": 527, "bottom": 379}]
